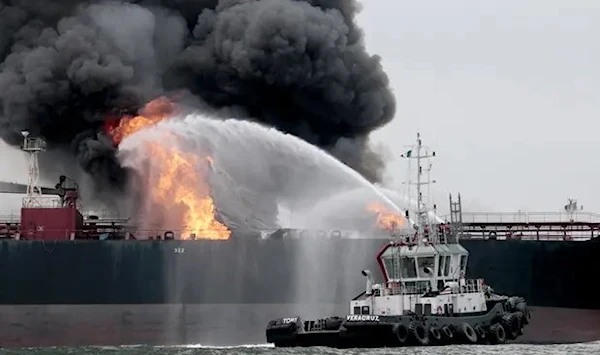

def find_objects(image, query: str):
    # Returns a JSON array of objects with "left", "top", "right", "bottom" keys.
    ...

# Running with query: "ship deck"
[{"left": 1, "top": 209, "right": 600, "bottom": 242}]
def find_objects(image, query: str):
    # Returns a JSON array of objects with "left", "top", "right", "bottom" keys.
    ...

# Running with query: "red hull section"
[{"left": 1, "top": 304, "right": 599, "bottom": 348}]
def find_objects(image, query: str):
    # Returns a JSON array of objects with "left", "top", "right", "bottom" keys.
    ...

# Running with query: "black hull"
[
  {"left": 266, "top": 303, "right": 528, "bottom": 348},
  {"left": 0, "top": 237, "right": 598, "bottom": 308},
  {"left": 0, "top": 235, "right": 599, "bottom": 347}
]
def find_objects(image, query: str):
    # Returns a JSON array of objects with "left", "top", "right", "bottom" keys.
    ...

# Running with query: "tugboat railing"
[
  {"left": 464, "top": 279, "right": 484, "bottom": 293},
  {"left": 382, "top": 278, "right": 484, "bottom": 296}
]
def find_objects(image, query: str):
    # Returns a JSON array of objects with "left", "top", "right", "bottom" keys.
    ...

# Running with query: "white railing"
[
  {"left": 21, "top": 196, "right": 63, "bottom": 208},
  {"left": 385, "top": 282, "right": 404, "bottom": 295},
  {"left": 457, "top": 212, "right": 600, "bottom": 224},
  {"left": 461, "top": 231, "right": 594, "bottom": 242},
  {"left": 0, "top": 211, "right": 21, "bottom": 223},
  {"left": 383, "top": 281, "right": 430, "bottom": 296},
  {"left": 464, "top": 278, "right": 484, "bottom": 293},
  {"left": 22, "top": 137, "right": 47, "bottom": 151},
  {"left": 381, "top": 278, "right": 484, "bottom": 296}
]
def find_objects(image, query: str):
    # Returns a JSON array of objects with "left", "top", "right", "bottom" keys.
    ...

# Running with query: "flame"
[
  {"left": 147, "top": 143, "right": 231, "bottom": 240},
  {"left": 105, "top": 96, "right": 178, "bottom": 146},
  {"left": 106, "top": 96, "right": 231, "bottom": 240},
  {"left": 367, "top": 202, "right": 405, "bottom": 231}
]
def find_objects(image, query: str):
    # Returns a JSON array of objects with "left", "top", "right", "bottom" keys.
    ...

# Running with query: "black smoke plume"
[{"left": 0, "top": 0, "right": 395, "bottom": 208}]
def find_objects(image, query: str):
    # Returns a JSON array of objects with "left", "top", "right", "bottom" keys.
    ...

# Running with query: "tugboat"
[{"left": 265, "top": 133, "right": 531, "bottom": 348}]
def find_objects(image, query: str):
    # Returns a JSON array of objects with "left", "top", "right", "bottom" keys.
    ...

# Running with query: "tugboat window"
[
  {"left": 383, "top": 257, "right": 397, "bottom": 279},
  {"left": 460, "top": 255, "right": 467, "bottom": 273},
  {"left": 400, "top": 256, "right": 417, "bottom": 278},
  {"left": 443, "top": 255, "right": 451, "bottom": 276},
  {"left": 417, "top": 256, "right": 435, "bottom": 278},
  {"left": 361, "top": 306, "right": 370, "bottom": 315}
]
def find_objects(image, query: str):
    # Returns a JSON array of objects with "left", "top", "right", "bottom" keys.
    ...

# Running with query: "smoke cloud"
[{"left": 0, "top": 0, "right": 395, "bottom": 206}]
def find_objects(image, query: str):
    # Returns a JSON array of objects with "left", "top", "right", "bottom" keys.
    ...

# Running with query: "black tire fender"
[
  {"left": 490, "top": 323, "right": 506, "bottom": 344},
  {"left": 441, "top": 325, "right": 454, "bottom": 340},
  {"left": 429, "top": 326, "right": 442, "bottom": 343},
  {"left": 502, "top": 314, "right": 520, "bottom": 340},
  {"left": 392, "top": 323, "right": 409, "bottom": 344},
  {"left": 515, "top": 309, "right": 529, "bottom": 325},
  {"left": 513, "top": 311, "right": 525, "bottom": 326},
  {"left": 474, "top": 324, "right": 486, "bottom": 340},
  {"left": 409, "top": 321, "right": 429, "bottom": 345},
  {"left": 460, "top": 323, "right": 478, "bottom": 343}
]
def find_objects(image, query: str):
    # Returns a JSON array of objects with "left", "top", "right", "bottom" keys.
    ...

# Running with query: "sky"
[
  {"left": 1, "top": 0, "right": 599, "bottom": 216},
  {"left": 356, "top": 0, "right": 600, "bottom": 214}
]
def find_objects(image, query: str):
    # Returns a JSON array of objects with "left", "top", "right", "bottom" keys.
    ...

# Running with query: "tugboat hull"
[{"left": 266, "top": 302, "right": 530, "bottom": 348}]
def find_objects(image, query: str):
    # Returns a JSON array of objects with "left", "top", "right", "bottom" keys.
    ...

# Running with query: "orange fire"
[
  {"left": 367, "top": 202, "right": 404, "bottom": 231},
  {"left": 106, "top": 96, "right": 178, "bottom": 146},
  {"left": 106, "top": 96, "right": 231, "bottom": 240},
  {"left": 146, "top": 143, "right": 231, "bottom": 240}
]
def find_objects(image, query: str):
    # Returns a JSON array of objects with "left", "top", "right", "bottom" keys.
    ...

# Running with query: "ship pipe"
[{"left": 362, "top": 269, "right": 373, "bottom": 295}]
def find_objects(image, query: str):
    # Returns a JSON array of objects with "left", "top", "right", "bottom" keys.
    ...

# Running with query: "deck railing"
[
  {"left": 0, "top": 227, "right": 240, "bottom": 241},
  {"left": 0, "top": 211, "right": 20, "bottom": 224},
  {"left": 456, "top": 211, "right": 600, "bottom": 224},
  {"left": 0, "top": 215, "right": 597, "bottom": 242},
  {"left": 382, "top": 278, "right": 484, "bottom": 296},
  {"left": 460, "top": 232, "right": 594, "bottom": 242},
  {"left": 464, "top": 278, "right": 484, "bottom": 293}
]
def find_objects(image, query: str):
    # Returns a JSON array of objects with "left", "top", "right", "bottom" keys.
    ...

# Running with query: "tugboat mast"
[{"left": 401, "top": 133, "right": 436, "bottom": 245}]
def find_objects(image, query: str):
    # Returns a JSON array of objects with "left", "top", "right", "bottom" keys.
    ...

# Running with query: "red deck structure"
[{"left": 20, "top": 207, "right": 83, "bottom": 241}]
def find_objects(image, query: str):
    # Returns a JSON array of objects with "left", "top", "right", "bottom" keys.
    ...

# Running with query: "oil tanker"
[{"left": 1, "top": 134, "right": 599, "bottom": 348}]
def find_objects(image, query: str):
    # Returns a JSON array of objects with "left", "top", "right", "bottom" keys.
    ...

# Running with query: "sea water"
[{"left": 2, "top": 342, "right": 599, "bottom": 355}]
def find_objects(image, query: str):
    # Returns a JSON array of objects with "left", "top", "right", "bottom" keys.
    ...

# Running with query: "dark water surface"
[{"left": 2, "top": 342, "right": 599, "bottom": 355}]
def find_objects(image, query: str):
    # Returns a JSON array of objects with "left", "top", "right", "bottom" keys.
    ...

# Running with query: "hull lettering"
[
  {"left": 346, "top": 315, "right": 380, "bottom": 322},
  {"left": 282, "top": 317, "right": 298, "bottom": 324}
]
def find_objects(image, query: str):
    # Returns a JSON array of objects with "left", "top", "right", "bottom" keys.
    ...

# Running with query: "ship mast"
[
  {"left": 401, "top": 133, "right": 436, "bottom": 245},
  {"left": 20, "top": 130, "right": 47, "bottom": 208}
]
